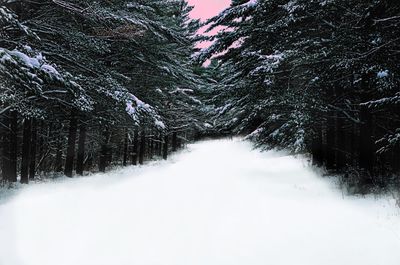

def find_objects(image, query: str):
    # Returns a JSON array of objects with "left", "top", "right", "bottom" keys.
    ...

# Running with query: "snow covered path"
[{"left": 0, "top": 139, "right": 400, "bottom": 265}]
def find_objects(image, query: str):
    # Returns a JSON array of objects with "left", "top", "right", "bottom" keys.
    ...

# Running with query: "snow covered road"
[{"left": 0, "top": 139, "right": 399, "bottom": 265}]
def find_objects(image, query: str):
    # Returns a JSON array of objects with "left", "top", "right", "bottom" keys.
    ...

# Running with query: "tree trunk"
[
  {"left": 335, "top": 115, "right": 346, "bottom": 170},
  {"left": 37, "top": 121, "right": 45, "bottom": 172},
  {"left": 154, "top": 137, "right": 160, "bottom": 157},
  {"left": 1, "top": 110, "right": 17, "bottom": 182},
  {"left": 172, "top": 132, "right": 178, "bottom": 152},
  {"left": 359, "top": 106, "right": 374, "bottom": 173},
  {"left": 99, "top": 128, "right": 111, "bottom": 172},
  {"left": 325, "top": 114, "right": 336, "bottom": 170},
  {"left": 64, "top": 114, "right": 78, "bottom": 177},
  {"left": 149, "top": 135, "right": 154, "bottom": 159},
  {"left": 139, "top": 129, "right": 146, "bottom": 165},
  {"left": 1, "top": 112, "right": 9, "bottom": 182},
  {"left": 76, "top": 122, "right": 87, "bottom": 175},
  {"left": 123, "top": 129, "right": 128, "bottom": 167},
  {"left": 359, "top": 75, "right": 375, "bottom": 175},
  {"left": 158, "top": 133, "right": 163, "bottom": 156},
  {"left": 311, "top": 128, "right": 324, "bottom": 167},
  {"left": 7, "top": 111, "right": 18, "bottom": 182},
  {"left": 131, "top": 129, "right": 138, "bottom": 165},
  {"left": 29, "top": 119, "right": 37, "bottom": 179},
  {"left": 349, "top": 123, "right": 358, "bottom": 167},
  {"left": 55, "top": 136, "right": 63, "bottom": 172},
  {"left": 21, "top": 118, "right": 32, "bottom": 184},
  {"left": 163, "top": 134, "right": 168, "bottom": 160},
  {"left": 392, "top": 146, "right": 400, "bottom": 173}
]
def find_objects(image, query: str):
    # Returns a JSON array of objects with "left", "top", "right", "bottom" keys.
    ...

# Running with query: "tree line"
[
  {"left": 200, "top": 0, "right": 400, "bottom": 192},
  {"left": 0, "top": 0, "right": 207, "bottom": 185}
]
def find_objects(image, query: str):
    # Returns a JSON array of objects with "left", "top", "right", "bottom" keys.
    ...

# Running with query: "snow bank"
[{"left": 0, "top": 139, "right": 399, "bottom": 265}]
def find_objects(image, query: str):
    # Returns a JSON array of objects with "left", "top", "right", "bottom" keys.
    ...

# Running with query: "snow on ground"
[{"left": 0, "top": 139, "right": 399, "bottom": 265}]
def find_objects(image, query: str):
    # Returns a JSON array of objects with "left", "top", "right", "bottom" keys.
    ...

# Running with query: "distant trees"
[
  {"left": 201, "top": 0, "right": 400, "bottom": 191},
  {"left": 0, "top": 1, "right": 206, "bottom": 184}
]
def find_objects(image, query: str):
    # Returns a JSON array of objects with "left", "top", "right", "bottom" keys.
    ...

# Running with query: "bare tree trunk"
[
  {"left": 311, "top": 127, "right": 324, "bottom": 167},
  {"left": 76, "top": 122, "right": 87, "bottom": 175},
  {"left": 172, "top": 132, "right": 178, "bottom": 152},
  {"left": 1, "top": 112, "right": 9, "bottom": 182},
  {"left": 21, "top": 118, "right": 32, "bottom": 184},
  {"left": 55, "top": 136, "right": 63, "bottom": 173},
  {"left": 359, "top": 106, "right": 374, "bottom": 173},
  {"left": 149, "top": 133, "right": 154, "bottom": 159},
  {"left": 99, "top": 128, "right": 111, "bottom": 172},
  {"left": 158, "top": 133, "right": 163, "bottom": 156},
  {"left": 1, "top": 110, "right": 17, "bottom": 182},
  {"left": 131, "top": 129, "right": 138, "bottom": 165},
  {"left": 7, "top": 111, "right": 18, "bottom": 182},
  {"left": 123, "top": 129, "right": 128, "bottom": 167},
  {"left": 139, "top": 128, "right": 146, "bottom": 165},
  {"left": 154, "top": 136, "right": 160, "bottom": 157},
  {"left": 359, "top": 76, "right": 375, "bottom": 176},
  {"left": 29, "top": 119, "right": 37, "bottom": 179},
  {"left": 163, "top": 134, "right": 168, "bottom": 160},
  {"left": 64, "top": 113, "right": 78, "bottom": 177},
  {"left": 37, "top": 121, "right": 45, "bottom": 173},
  {"left": 325, "top": 113, "right": 336, "bottom": 170},
  {"left": 349, "top": 123, "right": 358, "bottom": 167},
  {"left": 335, "top": 115, "right": 346, "bottom": 170}
]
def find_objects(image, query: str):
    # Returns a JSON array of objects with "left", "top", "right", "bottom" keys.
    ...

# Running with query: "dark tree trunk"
[
  {"left": 349, "top": 123, "right": 358, "bottom": 167},
  {"left": 131, "top": 129, "right": 138, "bottom": 165},
  {"left": 359, "top": 76, "right": 375, "bottom": 175},
  {"left": 311, "top": 128, "right": 324, "bottom": 167},
  {"left": 335, "top": 116, "right": 346, "bottom": 170},
  {"left": 29, "top": 119, "right": 37, "bottom": 179},
  {"left": 76, "top": 122, "right": 87, "bottom": 176},
  {"left": 37, "top": 121, "right": 45, "bottom": 172},
  {"left": 154, "top": 137, "right": 160, "bottom": 157},
  {"left": 172, "top": 132, "right": 178, "bottom": 152},
  {"left": 1, "top": 112, "right": 9, "bottom": 182},
  {"left": 99, "top": 128, "right": 111, "bottom": 172},
  {"left": 86, "top": 152, "right": 94, "bottom": 171},
  {"left": 106, "top": 132, "right": 113, "bottom": 167},
  {"left": 158, "top": 133, "right": 163, "bottom": 156},
  {"left": 8, "top": 111, "right": 18, "bottom": 182},
  {"left": 163, "top": 134, "right": 168, "bottom": 160},
  {"left": 359, "top": 106, "right": 374, "bottom": 173},
  {"left": 64, "top": 114, "right": 78, "bottom": 177},
  {"left": 149, "top": 135, "right": 154, "bottom": 159},
  {"left": 55, "top": 136, "right": 63, "bottom": 172},
  {"left": 1, "top": 110, "right": 18, "bottom": 182},
  {"left": 392, "top": 146, "right": 400, "bottom": 173},
  {"left": 393, "top": 106, "right": 400, "bottom": 173},
  {"left": 177, "top": 135, "right": 182, "bottom": 150},
  {"left": 325, "top": 114, "right": 336, "bottom": 170},
  {"left": 21, "top": 118, "right": 32, "bottom": 184},
  {"left": 123, "top": 129, "right": 128, "bottom": 167},
  {"left": 139, "top": 129, "right": 146, "bottom": 165}
]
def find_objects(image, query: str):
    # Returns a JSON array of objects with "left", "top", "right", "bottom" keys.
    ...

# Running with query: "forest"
[
  {"left": 0, "top": 0, "right": 208, "bottom": 184},
  {"left": 1, "top": 0, "right": 400, "bottom": 194}
]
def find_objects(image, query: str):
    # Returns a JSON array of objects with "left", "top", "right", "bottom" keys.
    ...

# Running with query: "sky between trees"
[{"left": 187, "top": 0, "right": 231, "bottom": 21}]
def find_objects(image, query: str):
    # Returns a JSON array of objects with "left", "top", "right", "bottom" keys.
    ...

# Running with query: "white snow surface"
[{"left": 0, "top": 139, "right": 399, "bottom": 265}]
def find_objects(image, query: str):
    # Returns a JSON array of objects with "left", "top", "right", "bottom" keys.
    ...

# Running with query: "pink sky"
[
  {"left": 187, "top": 0, "right": 231, "bottom": 49},
  {"left": 187, "top": 0, "right": 231, "bottom": 21}
]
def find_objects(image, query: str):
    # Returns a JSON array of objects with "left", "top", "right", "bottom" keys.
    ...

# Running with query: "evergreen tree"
[{"left": 201, "top": 0, "right": 400, "bottom": 191}]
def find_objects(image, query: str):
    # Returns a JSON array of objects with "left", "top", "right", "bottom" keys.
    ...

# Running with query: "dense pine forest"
[
  {"left": 200, "top": 0, "right": 400, "bottom": 193},
  {"left": 1, "top": 0, "right": 400, "bottom": 194},
  {"left": 0, "top": 0, "right": 209, "bottom": 184}
]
